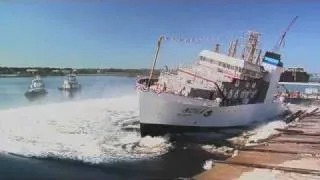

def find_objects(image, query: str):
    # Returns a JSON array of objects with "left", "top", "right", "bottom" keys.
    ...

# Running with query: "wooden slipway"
[{"left": 194, "top": 108, "right": 320, "bottom": 180}]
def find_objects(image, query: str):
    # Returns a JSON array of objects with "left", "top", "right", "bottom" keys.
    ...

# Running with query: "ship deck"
[{"left": 194, "top": 107, "right": 320, "bottom": 180}]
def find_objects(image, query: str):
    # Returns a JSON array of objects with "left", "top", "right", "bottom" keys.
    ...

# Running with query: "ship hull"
[
  {"left": 24, "top": 89, "right": 48, "bottom": 100},
  {"left": 138, "top": 90, "right": 285, "bottom": 136}
]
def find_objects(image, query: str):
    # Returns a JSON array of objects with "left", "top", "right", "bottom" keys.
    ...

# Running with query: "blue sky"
[{"left": 0, "top": 1, "right": 319, "bottom": 72}]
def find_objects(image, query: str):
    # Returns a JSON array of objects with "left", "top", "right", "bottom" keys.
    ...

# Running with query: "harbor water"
[
  {"left": 0, "top": 76, "right": 305, "bottom": 179},
  {"left": 0, "top": 76, "right": 224, "bottom": 180}
]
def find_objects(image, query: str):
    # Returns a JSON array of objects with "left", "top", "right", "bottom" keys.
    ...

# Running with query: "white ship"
[
  {"left": 136, "top": 18, "right": 298, "bottom": 136},
  {"left": 25, "top": 75, "right": 47, "bottom": 98},
  {"left": 58, "top": 74, "right": 81, "bottom": 91}
]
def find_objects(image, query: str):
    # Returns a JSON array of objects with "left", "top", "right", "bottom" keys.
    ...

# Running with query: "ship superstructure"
[
  {"left": 136, "top": 18, "right": 297, "bottom": 136},
  {"left": 25, "top": 75, "right": 48, "bottom": 99},
  {"left": 154, "top": 32, "right": 270, "bottom": 107}
]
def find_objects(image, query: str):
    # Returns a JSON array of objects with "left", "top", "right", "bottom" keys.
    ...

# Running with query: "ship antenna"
[
  {"left": 227, "top": 41, "right": 234, "bottom": 56},
  {"left": 231, "top": 39, "right": 239, "bottom": 57},
  {"left": 147, "top": 35, "right": 165, "bottom": 88}
]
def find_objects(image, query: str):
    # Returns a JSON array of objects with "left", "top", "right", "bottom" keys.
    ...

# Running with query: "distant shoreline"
[
  {"left": 0, "top": 67, "right": 160, "bottom": 78},
  {"left": 0, "top": 73, "right": 151, "bottom": 78}
]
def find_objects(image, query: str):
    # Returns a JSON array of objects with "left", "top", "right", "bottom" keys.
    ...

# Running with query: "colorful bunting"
[{"left": 162, "top": 35, "right": 217, "bottom": 44}]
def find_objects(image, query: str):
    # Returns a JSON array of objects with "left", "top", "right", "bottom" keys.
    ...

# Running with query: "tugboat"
[
  {"left": 136, "top": 17, "right": 298, "bottom": 136},
  {"left": 25, "top": 75, "right": 47, "bottom": 99},
  {"left": 58, "top": 74, "right": 81, "bottom": 92}
]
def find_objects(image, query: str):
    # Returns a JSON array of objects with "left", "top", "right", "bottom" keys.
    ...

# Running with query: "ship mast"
[
  {"left": 147, "top": 35, "right": 165, "bottom": 87},
  {"left": 232, "top": 39, "right": 239, "bottom": 57},
  {"left": 227, "top": 41, "right": 234, "bottom": 56},
  {"left": 228, "top": 39, "right": 239, "bottom": 57},
  {"left": 241, "top": 31, "right": 260, "bottom": 64}
]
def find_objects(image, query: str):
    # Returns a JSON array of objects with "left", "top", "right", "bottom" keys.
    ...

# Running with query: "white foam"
[
  {"left": 203, "top": 159, "right": 214, "bottom": 170},
  {"left": 246, "top": 120, "right": 287, "bottom": 144},
  {"left": 245, "top": 104, "right": 319, "bottom": 145},
  {"left": 0, "top": 94, "right": 171, "bottom": 164}
]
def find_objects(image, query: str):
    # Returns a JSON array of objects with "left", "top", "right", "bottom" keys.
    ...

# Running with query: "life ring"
[
  {"left": 247, "top": 90, "right": 252, "bottom": 99},
  {"left": 240, "top": 90, "right": 245, "bottom": 99},
  {"left": 251, "top": 82, "right": 256, "bottom": 89},
  {"left": 245, "top": 82, "right": 250, "bottom": 88},
  {"left": 155, "top": 83, "right": 166, "bottom": 94},
  {"left": 242, "top": 98, "right": 249, "bottom": 104},
  {"left": 233, "top": 89, "right": 239, "bottom": 99},
  {"left": 235, "top": 80, "right": 240, "bottom": 87},
  {"left": 250, "top": 89, "right": 258, "bottom": 98},
  {"left": 243, "top": 90, "right": 249, "bottom": 99},
  {"left": 223, "top": 88, "right": 228, "bottom": 97},
  {"left": 155, "top": 84, "right": 162, "bottom": 94},
  {"left": 227, "top": 89, "right": 233, "bottom": 99}
]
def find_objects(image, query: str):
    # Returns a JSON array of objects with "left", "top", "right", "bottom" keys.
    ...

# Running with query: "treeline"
[{"left": 0, "top": 67, "right": 159, "bottom": 77}]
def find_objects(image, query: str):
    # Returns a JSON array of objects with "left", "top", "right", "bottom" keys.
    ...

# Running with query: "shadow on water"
[
  {"left": 60, "top": 90, "right": 81, "bottom": 99},
  {"left": 168, "top": 112, "right": 290, "bottom": 148},
  {"left": 3, "top": 145, "right": 223, "bottom": 180},
  {"left": 25, "top": 94, "right": 48, "bottom": 102}
]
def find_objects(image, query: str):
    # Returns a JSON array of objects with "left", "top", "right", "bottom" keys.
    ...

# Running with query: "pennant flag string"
[{"left": 162, "top": 35, "right": 219, "bottom": 45}]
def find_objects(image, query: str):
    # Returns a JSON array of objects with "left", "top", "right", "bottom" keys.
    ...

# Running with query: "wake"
[{"left": 0, "top": 95, "right": 171, "bottom": 164}]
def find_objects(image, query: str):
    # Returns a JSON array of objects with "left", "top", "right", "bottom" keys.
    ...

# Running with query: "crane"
[{"left": 272, "top": 16, "right": 299, "bottom": 53}]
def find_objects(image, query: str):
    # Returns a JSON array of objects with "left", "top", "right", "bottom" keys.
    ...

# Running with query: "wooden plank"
[
  {"left": 275, "top": 128, "right": 304, "bottom": 134},
  {"left": 286, "top": 125, "right": 320, "bottom": 133},
  {"left": 194, "top": 108, "right": 320, "bottom": 180},
  {"left": 275, "top": 128, "right": 320, "bottom": 136},
  {"left": 272, "top": 134, "right": 320, "bottom": 144},
  {"left": 242, "top": 142, "right": 320, "bottom": 155},
  {"left": 229, "top": 151, "right": 298, "bottom": 165},
  {"left": 213, "top": 160, "right": 320, "bottom": 176},
  {"left": 195, "top": 164, "right": 252, "bottom": 180}
]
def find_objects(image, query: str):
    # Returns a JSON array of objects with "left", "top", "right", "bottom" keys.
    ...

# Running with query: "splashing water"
[
  {"left": 245, "top": 120, "right": 287, "bottom": 144},
  {"left": 202, "top": 159, "right": 214, "bottom": 170},
  {"left": 0, "top": 95, "right": 171, "bottom": 164}
]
